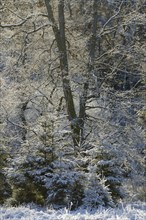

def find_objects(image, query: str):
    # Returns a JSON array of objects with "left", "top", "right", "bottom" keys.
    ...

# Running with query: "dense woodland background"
[{"left": 0, "top": 0, "right": 146, "bottom": 209}]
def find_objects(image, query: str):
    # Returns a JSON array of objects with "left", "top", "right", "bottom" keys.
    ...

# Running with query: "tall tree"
[
  {"left": 45, "top": 0, "right": 80, "bottom": 146},
  {"left": 44, "top": 0, "right": 100, "bottom": 146}
]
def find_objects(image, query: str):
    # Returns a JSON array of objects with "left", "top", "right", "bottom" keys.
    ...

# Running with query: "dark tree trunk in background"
[
  {"left": 19, "top": 101, "right": 28, "bottom": 141},
  {"left": 45, "top": 0, "right": 80, "bottom": 146},
  {"left": 79, "top": 0, "right": 99, "bottom": 144}
]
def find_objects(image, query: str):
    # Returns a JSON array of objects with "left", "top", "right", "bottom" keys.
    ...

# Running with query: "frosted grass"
[{"left": 0, "top": 203, "right": 146, "bottom": 220}]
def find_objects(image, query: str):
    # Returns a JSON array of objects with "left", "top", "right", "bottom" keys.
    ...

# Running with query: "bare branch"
[
  {"left": 0, "top": 15, "right": 33, "bottom": 28},
  {"left": 104, "top": 1, "right": 124, "bottom": 28}
]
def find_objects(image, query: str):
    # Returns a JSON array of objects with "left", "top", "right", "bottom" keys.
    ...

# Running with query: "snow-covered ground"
[{"left": 0, "top": 203, "right": 146, "bottom": 220}]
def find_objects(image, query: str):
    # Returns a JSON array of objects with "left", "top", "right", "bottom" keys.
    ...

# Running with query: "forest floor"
[{"left": 0, "top": 202, "right": 146, "bottom": 220}]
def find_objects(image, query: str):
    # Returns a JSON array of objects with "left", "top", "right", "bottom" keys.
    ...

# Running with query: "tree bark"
[
  {"left": 79, "top": 82, "right": 88, "bottom": 144},
  {"left": 45, "top": 0, "right": 80, "bottom": 146},
  {"left": 79, "top": 0, "right": 99, "bottom": 144}
]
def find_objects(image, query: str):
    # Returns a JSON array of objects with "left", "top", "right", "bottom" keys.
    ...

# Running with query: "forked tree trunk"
[{"left": 44, "top": 0, "right": 98, "bottom": 146}]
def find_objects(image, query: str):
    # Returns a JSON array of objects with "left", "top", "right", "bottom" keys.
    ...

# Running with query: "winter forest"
[{"left": 0, "top": 0, "right": 146, "bottom": 216}]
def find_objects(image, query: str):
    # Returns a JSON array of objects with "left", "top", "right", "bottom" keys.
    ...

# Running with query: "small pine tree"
[
  {"left": 45, "top": 170, "right": 84, "bottom": 209},
  {"left": 6, "top": 134, "right": 59, "bottom": 205},
  {"left": 6, "top": 117, "right": 56, "bottom": 205},
  {"left": 96, "top": 145, "right": 128, "bottom": 202},
  {"left": 83, "top": 144, "right": 129, "bottom": 204},
  {"left": 82, "top": 164, "right": 114, "bottom": 209}
]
